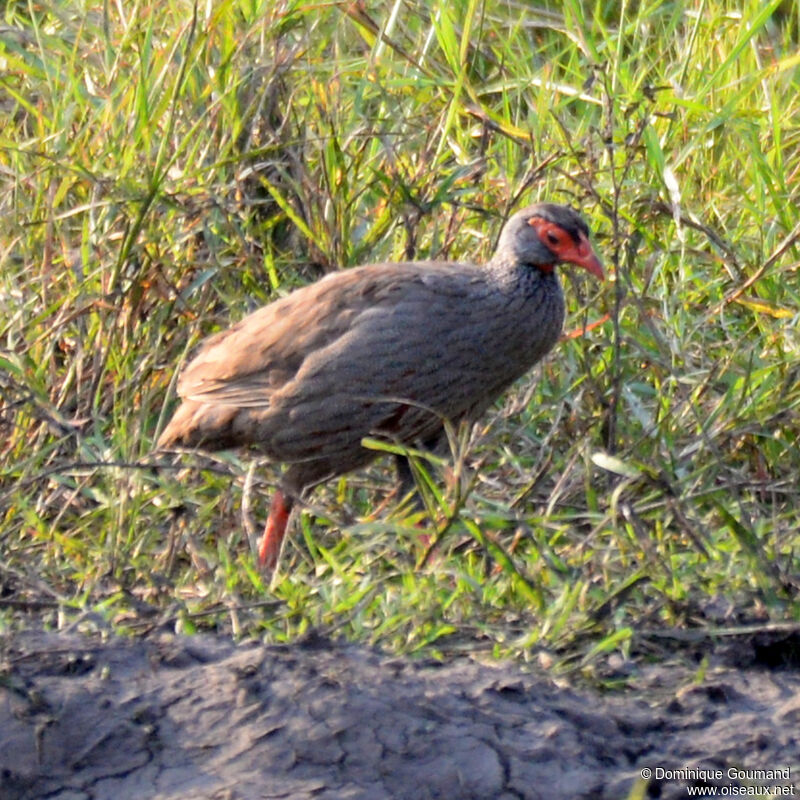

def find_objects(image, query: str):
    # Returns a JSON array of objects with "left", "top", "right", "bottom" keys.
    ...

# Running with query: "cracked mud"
[{"left": 1, "top": 630, "right": 799, "bottom": 799}]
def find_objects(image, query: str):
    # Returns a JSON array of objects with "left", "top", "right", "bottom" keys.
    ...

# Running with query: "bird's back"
[{"left": 157, "top": 259, "right": 564, "bottom": 464}]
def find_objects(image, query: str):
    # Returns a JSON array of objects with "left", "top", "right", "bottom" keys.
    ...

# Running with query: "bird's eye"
[{"left": 529, "top": 217, "right": 568, "bottom": 251}]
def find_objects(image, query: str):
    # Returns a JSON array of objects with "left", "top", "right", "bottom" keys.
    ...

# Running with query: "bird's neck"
[{"left": 485, "top": 255, "right": 561, "bottom": 295}]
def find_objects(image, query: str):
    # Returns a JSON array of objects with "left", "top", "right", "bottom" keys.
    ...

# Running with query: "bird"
[{"left": 157, "top": 203, "right": 604, "bottom": 571}]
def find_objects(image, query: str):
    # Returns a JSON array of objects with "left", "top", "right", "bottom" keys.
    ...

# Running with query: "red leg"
[{"left": 258, "top": 490, "right": 294, "bottom": 570}]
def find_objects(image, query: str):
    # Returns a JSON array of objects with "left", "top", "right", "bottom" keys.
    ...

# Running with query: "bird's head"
[{"left": 493, "top": 203, "right": 604, "bottom": 280}]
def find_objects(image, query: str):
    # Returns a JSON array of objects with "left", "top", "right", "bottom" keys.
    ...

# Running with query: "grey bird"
[{"left": 157, "top": 203, "right": 604, "bottom": 570}]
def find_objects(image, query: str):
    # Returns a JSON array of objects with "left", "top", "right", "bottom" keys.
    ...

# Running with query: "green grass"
[{"left": 1, "top": 0, "right": 799, "bottom": 675}]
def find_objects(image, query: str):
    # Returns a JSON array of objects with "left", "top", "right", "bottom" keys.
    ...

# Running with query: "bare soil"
[{"left": 1, "top": 629, "right": 798, "bottom": 800}]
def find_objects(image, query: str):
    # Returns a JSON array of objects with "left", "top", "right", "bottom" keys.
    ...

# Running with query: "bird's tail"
[{"left": 156, "top": 401, "right": 239, "bottom": 451}]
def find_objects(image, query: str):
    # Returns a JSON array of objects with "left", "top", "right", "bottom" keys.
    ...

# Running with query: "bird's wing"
[{"left": 176, "top": 262, "right": 477, "bottom": 409}]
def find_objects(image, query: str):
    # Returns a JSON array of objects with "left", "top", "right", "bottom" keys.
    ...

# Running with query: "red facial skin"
[{"left": 529, "top": 217, "right": 605, "bottom": 279}]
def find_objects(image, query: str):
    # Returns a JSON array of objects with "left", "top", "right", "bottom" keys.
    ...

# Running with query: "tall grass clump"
[{"left": 1, "top": 0, "right": 799, "bottom": 672}]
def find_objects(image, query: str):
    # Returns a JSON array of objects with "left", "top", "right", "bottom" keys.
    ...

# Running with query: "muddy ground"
[{"left": 1, "top": 628, "right": 799, "bottom": 800}]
